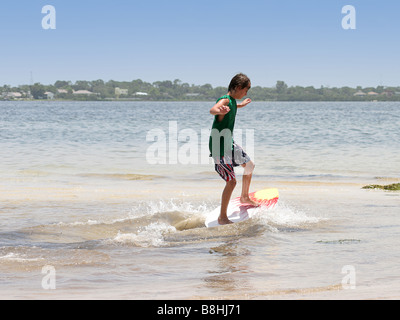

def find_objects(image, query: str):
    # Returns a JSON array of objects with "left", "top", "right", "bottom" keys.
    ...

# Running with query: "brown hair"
[{"left": 228, "top": 73, "right": 251, "bottom": 92}]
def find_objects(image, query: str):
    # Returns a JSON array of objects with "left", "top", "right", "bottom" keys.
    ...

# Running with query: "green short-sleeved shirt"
[{"left": 209, "top": 95, "right": 237, "bottom": 158}]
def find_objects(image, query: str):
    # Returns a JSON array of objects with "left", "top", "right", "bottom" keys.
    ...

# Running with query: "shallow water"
[{"left": 0, "top": 101, "right": 399, "bottom": 299}]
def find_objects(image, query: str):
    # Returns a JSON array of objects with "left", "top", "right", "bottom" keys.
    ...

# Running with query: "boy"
[{"left": 209, "top": 73, "right": 257, "bottom": 225}]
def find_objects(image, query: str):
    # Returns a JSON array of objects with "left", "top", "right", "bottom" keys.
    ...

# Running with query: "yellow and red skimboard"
[{"left": 205, "top": 188, "right": 279, "bottom": 228}]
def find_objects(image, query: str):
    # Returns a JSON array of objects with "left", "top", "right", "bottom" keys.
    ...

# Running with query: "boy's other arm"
[
  {"left": 237, "top": 98, "right": 252, "bottom": 108},
  {"left": 210, "top": 98, "right": 230, "bottom": 122}
]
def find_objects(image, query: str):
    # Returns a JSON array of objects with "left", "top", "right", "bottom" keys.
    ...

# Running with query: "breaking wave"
[{"left": 4, "top": 199, "right": 324, "bottom": 254}]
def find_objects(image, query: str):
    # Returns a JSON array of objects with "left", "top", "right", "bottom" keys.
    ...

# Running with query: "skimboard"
[{"left": 205, "top": 188, "right": 279, "bottom": 228}]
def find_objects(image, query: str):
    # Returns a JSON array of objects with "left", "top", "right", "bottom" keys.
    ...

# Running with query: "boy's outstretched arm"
[
  {"left": 237, "top": 98, "right": 252, "bottom": 108},
  {"left": 210, "top": 98, "right": 230, "bottom": 122}
]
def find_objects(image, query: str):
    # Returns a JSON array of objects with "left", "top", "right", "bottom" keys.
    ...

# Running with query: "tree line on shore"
[{"left": 2, "top": 79, "right": 400, "bottom": 101}]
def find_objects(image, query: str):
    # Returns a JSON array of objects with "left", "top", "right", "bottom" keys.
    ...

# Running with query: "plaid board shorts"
[{"left": 212, "top": 141, "right": 251, "bottom": 182}]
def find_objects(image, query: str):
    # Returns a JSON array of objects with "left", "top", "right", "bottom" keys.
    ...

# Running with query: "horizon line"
[{"left": 2, "top": 79, "right": 399, "bottom": 90}]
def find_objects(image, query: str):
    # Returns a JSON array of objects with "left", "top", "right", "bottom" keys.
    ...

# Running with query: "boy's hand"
[
  {"left": 240, "top": 98, "right": 252, "bottom": 107},
  {"left": 218, "top": 105, "right": 230, "bottom": 115},
  {"left": 210, "top": 98, "right": 231, "bottom": 116}
]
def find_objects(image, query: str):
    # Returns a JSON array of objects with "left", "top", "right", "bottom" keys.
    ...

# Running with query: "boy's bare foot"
[
  {"left": 218, "top": 217, "right": 234, "bottom": 225},
  {"left": 240, "top": 196, "right": 259, "bottom": 207}
]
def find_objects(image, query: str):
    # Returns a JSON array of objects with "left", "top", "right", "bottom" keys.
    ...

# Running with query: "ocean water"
[{"left": 0, "top": 101, "right": 399, "bottom": 300}]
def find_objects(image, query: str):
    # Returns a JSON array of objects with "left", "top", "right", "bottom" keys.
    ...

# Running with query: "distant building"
[
  {"left": 134, "top": 92, "right": 148, "bottom": 96},
  {"left": 354, "top": 91, "right": 366, "bottom": 96},
  {"left": 381, "top": 91, "right": 393, "bottom": 97},
  {"left": 367, "top": 91, "right": 379, "bottom": 96},
  {"left": 115, "top": 87, "right": 128, "bottom": 96},
  {"left": 185, "top": 93, "right": 200, "bottom": 97},
  {"left": 3, "top": 92, "right": 23, "bottom": 99},
  {"left": 44, "top": 92, "right": 55, "bottom": 99},
  {"left": 73, "top": 90, "right": 96, "bottom": 95},
  {"left": 57, "top": 89, "right": 68, "bottom": 94}
]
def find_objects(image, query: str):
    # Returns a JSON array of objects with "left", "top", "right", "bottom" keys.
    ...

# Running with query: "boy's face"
[{"left": 236, "top": 83, "right": 251, "bottom": 99}]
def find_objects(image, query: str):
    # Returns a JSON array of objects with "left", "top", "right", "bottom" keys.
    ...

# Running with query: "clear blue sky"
[{"left": 1, "top": 0, "right": 399, "bottom": 88}]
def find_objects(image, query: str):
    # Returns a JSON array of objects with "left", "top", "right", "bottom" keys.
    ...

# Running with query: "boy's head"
[{"left": 228, "top": 73, "right": 251, "bottom": 99}]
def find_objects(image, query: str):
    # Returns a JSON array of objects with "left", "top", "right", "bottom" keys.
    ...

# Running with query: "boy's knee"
[
  {"left": 243, "top": 161, "right": 255, "bottom": 175},
  {"left": 227, "top": 179, "right": 237, "bottom": 188}
]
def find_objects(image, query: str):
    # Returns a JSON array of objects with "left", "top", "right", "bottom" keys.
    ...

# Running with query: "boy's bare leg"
[
  {"left": 240, "top": 163, "right": 259, "bottom": 206},
  {"left": 218, "top": 179, "right": 236, "bottom": 225}
]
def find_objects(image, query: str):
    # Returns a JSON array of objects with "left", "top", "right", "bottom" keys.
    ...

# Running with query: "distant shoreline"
[
  {"left": 2, "top": 79, "right": 400, "bottom": 102},
  {"left": 1, "top": 98, "right": 400, "bottom": 103}
]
